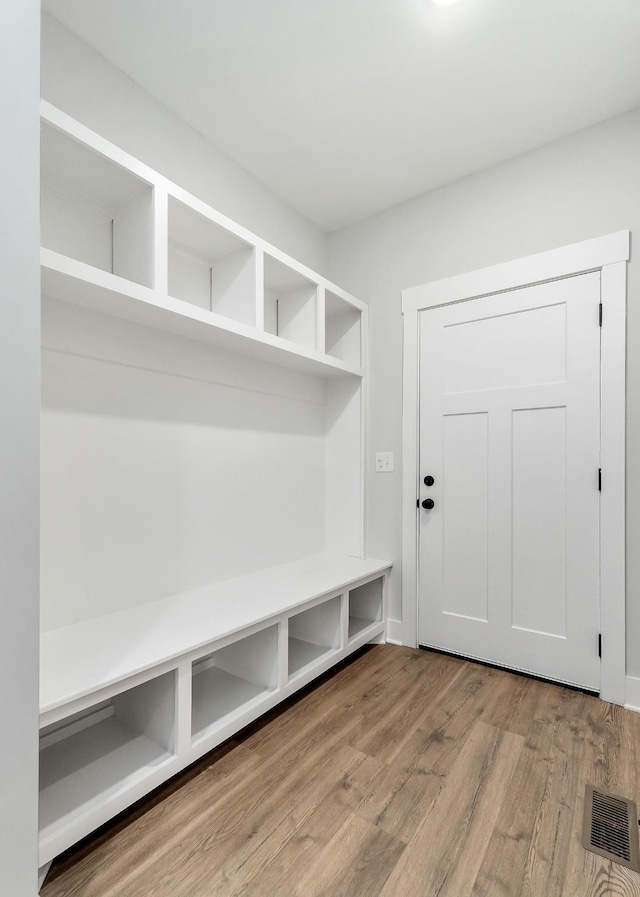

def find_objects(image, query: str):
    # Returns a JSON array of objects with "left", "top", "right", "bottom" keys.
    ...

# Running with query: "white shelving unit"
[
  {"left": 39, "top": 101, "right": 365, "bottom": 378},
  {"left": 39, "top": 556, "right": 391, "bottom": 867},
  {"left": 38, "top": 100, "right": 391, "bottom": 878}
]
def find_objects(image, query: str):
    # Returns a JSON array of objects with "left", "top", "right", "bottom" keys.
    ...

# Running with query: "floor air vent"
[{"left": 582, "top": 785, "right": 640, "bottom": 871}]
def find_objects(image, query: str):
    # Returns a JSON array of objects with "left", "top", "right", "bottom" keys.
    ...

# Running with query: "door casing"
[{"left": 400, "top": 231, "right": 629, "bottom": 705}]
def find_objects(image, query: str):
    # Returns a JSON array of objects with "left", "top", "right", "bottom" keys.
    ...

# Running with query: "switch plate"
[{"left": 375, "top": 452, "right": 393, "bottom": 472}]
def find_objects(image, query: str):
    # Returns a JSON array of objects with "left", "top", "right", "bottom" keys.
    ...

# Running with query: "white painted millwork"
[
  {"left": 419, "top": 274, "right": 601, "bottom": 689},
  {"left": 402, "top": 232, "right": 628, "bottom": 704},
  {"left": 40, "top": 101, "right": 365, "bottom": 379},
  {"left": 39, "top": 555, "right": 390, "bottom": 866},
  {"left": 625, "top": 675, "right": 640, "bottom": 714},
  {"left": 38, "top": 102, "right": 387, "bottom": 873},
  {"left": 40, "top": 555, "right": 390, "bottom": 719}
]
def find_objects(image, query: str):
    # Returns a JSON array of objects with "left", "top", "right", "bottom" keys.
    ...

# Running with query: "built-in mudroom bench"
[
  {"left": 39, "top": 555, "right": 390, "bottom": 870},
  {"left": 38, "top": 100, "right": 391, "bottom": 884}
]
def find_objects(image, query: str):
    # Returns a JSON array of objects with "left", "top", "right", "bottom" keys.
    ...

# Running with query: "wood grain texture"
[{"left": 41, "top": 645, "right": 640, "bottom": 897}]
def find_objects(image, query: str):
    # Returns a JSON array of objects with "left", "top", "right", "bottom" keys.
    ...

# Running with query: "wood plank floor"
[{"left": 41, "top": 645, "right": 640, "bottom": 896}]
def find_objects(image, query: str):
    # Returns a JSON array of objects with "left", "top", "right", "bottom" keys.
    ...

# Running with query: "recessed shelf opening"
[
  {"left": 325, "top": 290, "right": 362, "bottom": 366},
  {"left": 191, "top": 625, "right": 279, "bottom": 743},
  {"left": 288, "top": 596, "right": 342, "bottom": 678},
  {"left": 264, "top": 254, "right": 318, "bottom": 350},
  {"left": 39, "top": 671, "right": 176, "bottom": 843},
  {"left": 348, "top": 578, "right": 383, "bottom": 640},
  {"left": 40, "top": 122, "right": 154, "bottom": 287},
  {"left": 168, "top": 197, "right": 256, "bottom": 324}
]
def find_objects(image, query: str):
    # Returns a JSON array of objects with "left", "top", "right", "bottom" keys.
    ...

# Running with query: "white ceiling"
[{"left": 43, "top": 0, "right": 640, "bottom": 232}]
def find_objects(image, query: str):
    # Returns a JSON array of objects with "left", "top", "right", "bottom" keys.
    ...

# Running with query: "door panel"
[
  {"left": 442, "top": 412, "right": 488, "bottom": 622},
  {"left": 418, "top": 273, "right": 601, "bottom": 689},
  {"left": 443, "top": 301, "right": 567, "bottom": 393},
  {"left": 511, "top": 405, "right": 566, "bottom": 638}
]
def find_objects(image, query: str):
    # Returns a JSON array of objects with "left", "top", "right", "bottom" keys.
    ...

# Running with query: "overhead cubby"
[
  {"left": 39, "top": 672, "right": 176, "bottom": 851},
  {"left": 263, "top": 253, "right": 318, "bottom": 350},
  {"left": 288, "top": 596, "right": 342, "bottom": 678},
  {"left": 168, "top": 197, "right": 257, "bottom": 324},
  {"left": 325, "top": 289, "right": 362, "bottom": 366},
  {"left": 191, "top": 625, "right": 279, "bottom": 744},
  {"left": 348, "top": 577, "right": 383, "bottom": 641},
  {"left": 40, "top": 121, "right": 154, "bottom": 288}
]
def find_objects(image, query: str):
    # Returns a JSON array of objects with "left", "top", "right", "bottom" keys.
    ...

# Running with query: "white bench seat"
[{"left": 38, "top": 553, "right": 391, "bottom": 866}]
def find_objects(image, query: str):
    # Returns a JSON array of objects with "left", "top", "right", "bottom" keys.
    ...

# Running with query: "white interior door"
[{"left": 418, "top": 273, "right": 601, "bottom": 690}]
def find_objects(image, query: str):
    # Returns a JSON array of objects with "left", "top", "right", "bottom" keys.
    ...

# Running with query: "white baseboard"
[
  {"left": 38, "top": 861, "right": 52, "bottom": 891},
  {"left": 386, "top": 619, "right": 403, "bottom": 645},
  {"left": 625, "top": 676, "right": 640, "bottom": 713}
]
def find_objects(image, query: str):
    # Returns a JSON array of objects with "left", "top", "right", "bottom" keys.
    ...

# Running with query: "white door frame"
[{"left": 401, "top": 231, "right": 629, "bottom": 705}]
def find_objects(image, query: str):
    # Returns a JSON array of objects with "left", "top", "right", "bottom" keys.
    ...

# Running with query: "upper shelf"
[
  {"left": 41, "top": 250, "right": 363, "bottom": 379},
  {"left": 40, "top": 101, "right": 366, "bottom": 379}
]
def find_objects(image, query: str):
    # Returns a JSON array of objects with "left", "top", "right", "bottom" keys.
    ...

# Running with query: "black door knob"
[
  {"left": 424, "top": 475, "right": 435, "bottom": 486},
  {"left": 422, "top": 498, "right": 435, "bottom": 510}
]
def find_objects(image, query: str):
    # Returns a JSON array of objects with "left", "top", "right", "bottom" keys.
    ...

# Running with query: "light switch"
[{"left": 375, "top": 452, "right": 393, "bottom": 472}]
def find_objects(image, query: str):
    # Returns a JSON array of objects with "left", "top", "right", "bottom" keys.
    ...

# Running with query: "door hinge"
[
  {"left": 598, "top": 468, "right": 602, "bottom": 492},
  {"left": 599, "top": 303, "right": 603, "bottom": 327},
  {"left": 598, "top": 633, "right": 602, "bottom": 658}
]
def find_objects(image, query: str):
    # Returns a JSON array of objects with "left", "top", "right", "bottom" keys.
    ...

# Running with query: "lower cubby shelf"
[
  {"left": 192, "top": 667, "right": 269, "bottom": 740},
  {"left": 348, "top": 577, "right": 384, "bottom": 641},
  {"left": 288, "top": 637, "right": 334, "bottom": 674},
  {"left": 39, "top": 554, "right": 391, "bottom": 872},
  {"left": 191, "top": 625, "right": 279, "bottom": 743},
  {"left": 39, "top": 671, "right": 176, "bottom": 859},
  {"left": 288, "top": 596, "right": 342, "bottom": 678}
]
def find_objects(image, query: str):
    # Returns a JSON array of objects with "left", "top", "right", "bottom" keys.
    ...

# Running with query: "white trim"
[
  {"left": 401, "top": 309, "right": 420, "bottom": 646},
  {"left": 38, "top": 862, "right": 53, "bottom": 892},
  {"left": 402, "top": 230, "right": 630, "bottom": 313},
  {"left": 625, "top": 676, "right": 640, "bottom": 714},
  {"left": 599, "top": 261, "right": 628, "bottom": 704},
  {"left": 386, "top": 619, "right": 404, "bottom": 645},
  {"left": 361, "top": 304, "right": 370, "bottom": 558},
  {"left": 401, "top": 232, "right": 629, "bottom": 704}
]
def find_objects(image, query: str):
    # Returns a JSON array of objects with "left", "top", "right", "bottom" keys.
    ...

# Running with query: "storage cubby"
[
  {"left": 348, "top": 577, "right": 383, "bottom": 640},
  {"left": 288, "top": 596, "right": 342, "bottom": 678},
  {"left": 325, "top": 290, "right": 362, "bottom": 366},
  {"left": 168, "top": 197, "right": 256, "bottom": 323},
  {"left": 191, "top": 625, "right": 279, "bottom": 743},
  {"left": 39, "top": 672, "right": 176, "bottom": 840},
  {"left": 264, "top": 253, "right": 318, "bottom": 350},
  {"left": 40, "top": 121, "right": 154, "bottom": 288}
]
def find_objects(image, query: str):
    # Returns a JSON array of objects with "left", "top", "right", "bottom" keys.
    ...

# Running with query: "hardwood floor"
[{"left": 41, "top": 645, "right": 640, "bottom": 896}]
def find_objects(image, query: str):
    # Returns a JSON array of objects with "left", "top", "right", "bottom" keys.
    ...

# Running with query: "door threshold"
[{"left": 419, "top": 643, "right": 599, "bottom": 697}]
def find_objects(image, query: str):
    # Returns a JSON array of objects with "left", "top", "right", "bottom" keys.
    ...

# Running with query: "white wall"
[
  {"left": 0, "top": 2, "right": 40, "bottom": 893},
  {"left": 40, "top": 300, "right": 328, "bottom": 631},
  {"left": 328, "top": 108, "right": 640, "bottom": 674},
  {"left": 41, "top": 13, "right": 329, "bottom": 275}
]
